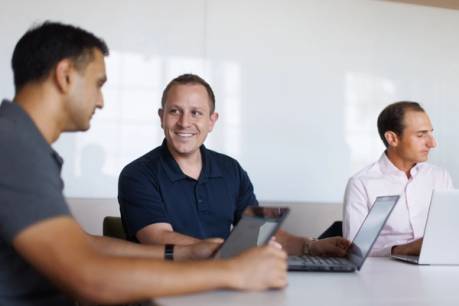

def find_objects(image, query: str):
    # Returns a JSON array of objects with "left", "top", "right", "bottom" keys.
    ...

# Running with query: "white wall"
[{"left": 1, "top": 0, "right": 459, "bottom": 203}]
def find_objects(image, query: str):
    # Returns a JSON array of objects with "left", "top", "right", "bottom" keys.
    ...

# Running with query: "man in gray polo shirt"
[{"left": 0, "top": 21, "right": 288, "bottom": 306}]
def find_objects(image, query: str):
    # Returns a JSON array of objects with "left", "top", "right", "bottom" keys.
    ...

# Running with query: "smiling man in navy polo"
[{"left": 118, "top": 74, "right": 349, "bottom": 256}]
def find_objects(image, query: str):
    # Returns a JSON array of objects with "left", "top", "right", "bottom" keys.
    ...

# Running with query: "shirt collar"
[
  {"left": 159, "top": 139, "right": 222, "bottom": 182},
  {"left": 378, "top": 151, "right": 425, "bottom": 177}
]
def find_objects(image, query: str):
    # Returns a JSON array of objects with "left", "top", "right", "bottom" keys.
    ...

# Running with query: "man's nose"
[
  {"left": 428, "top": 135, "right": 437, "bottom": 148},
  {"left": 96, "top": 94, "right": 104, "bottom": 109},
  {"left": 178, "top": 112, "right": 191, "bottom": 127}
]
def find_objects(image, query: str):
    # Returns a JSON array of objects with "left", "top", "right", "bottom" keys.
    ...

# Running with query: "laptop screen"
[
  {"left": 214, "top": 206, "right": 290, "bottom": 259},
  {"left": 347, "top": 195, "right": 399, "bottom": 269}
]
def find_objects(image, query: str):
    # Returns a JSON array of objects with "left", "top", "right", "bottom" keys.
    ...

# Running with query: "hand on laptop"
[
  {"left": 309, "top": 237, "right": 351, "bottom": 257},
  {"left": 391, "top": 238, "right": 423, "bottom": 256},
  {"left": 177, "top": 238, "right": 224, "bottom": 260},
  {"left": 228, "top": 244, "right": 288, "bottom": 291}
]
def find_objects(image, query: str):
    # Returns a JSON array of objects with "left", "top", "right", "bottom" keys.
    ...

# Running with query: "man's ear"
[
  {"left": 208, "top": 112, "right": 219, "bottom": 133},
  {"left": 158, "top": 108, "right": 164, "bottom": 129},
  {"left": 54, "top": 59, "right": 73, "bottom": 93},
  {"left": 384, "top": 131, "right": 399, "bottom": 147}
]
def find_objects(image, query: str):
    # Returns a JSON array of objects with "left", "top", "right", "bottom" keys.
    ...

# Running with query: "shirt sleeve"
[
  {"left": 118, "top": 164, "right": 169, "bottom": 241},
  {"left": 233, "top": 164, "right": 258, "bottom": 225},
  {"left": 342, "top": 177, "right": 369, "bottom": 242},
  {"left": 369, "top": 244, "right": 394, "bottom": 257}
]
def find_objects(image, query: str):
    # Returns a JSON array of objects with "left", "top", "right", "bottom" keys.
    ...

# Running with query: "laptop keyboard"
[{"left": 293, "top": 255, "right": 349, "bottom": 266}]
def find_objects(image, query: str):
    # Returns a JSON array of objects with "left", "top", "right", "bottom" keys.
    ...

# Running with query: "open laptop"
[
  {"left": 288, "top": 195, "right": 399, "bottom": 272},
  {"left": 214, "top": 206, "right": 290, "bottom": 259},
  {"left": 391, "top": 189, "right": 459, "bottom": 265}
]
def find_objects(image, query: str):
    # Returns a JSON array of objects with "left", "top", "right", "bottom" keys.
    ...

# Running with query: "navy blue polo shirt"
[{"left": 118, "top": 140, "right": 258, "bottom": 242}]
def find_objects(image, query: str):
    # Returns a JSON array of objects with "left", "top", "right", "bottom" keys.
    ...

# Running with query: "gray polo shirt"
[{"left": 0, "top": 100, "right": 74, "bottom": 305}]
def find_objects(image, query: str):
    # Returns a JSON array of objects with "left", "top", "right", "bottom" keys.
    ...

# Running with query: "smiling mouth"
[{"left": 174, "top": 132, "right": 196, "bottom": 138}]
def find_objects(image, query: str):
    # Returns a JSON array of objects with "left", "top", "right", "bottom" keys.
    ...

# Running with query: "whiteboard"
[{"left": 1, "top": 0, "right": 458, "bottom": 202}]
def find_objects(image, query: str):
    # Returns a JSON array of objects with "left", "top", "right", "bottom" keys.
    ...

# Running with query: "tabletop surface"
[{"left": 155, "top": 257, "right": 459, "bottom": 306}]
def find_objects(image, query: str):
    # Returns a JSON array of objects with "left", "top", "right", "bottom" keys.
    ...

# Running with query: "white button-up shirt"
[{"left": 343, "top": 153, "right": 453, "bottom": 256}]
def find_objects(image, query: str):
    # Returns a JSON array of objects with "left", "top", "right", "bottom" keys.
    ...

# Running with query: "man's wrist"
[
  {"left": 391, "top": 245, "right": 396, "bottom": 255},
  {"left": 303, "top": 238, "right": 317, "bottom": 255},
  {"left": 391, "top": 244, "right": 403, "bottom": 256},
  {"left": 223, "top": 259, "right": 244, "bottom": 290}
]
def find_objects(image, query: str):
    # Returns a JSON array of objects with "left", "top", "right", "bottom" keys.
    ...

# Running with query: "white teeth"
[{"left": 176, "top": 133, "right": 193, "bottom": 137}]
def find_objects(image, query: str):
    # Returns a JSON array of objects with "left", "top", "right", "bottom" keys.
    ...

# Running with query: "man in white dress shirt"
[{"left": 343, "top": 101, "right": 453, "bottom": 256}]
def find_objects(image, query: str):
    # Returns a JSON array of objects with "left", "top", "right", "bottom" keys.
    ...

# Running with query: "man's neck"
[
  {"left": 169, "top": 146, "right": 203, "bottom": 180},
  {"left": 14, "top": 85, "right": 65, "bottom": 144},
  {"left": 385, "top": 150, "right": 416, "bottom": 179}
]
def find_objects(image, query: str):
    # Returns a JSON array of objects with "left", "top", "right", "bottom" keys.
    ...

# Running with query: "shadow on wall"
[{"left": 71, "top": 144, "right": 118, "bottom": 198}]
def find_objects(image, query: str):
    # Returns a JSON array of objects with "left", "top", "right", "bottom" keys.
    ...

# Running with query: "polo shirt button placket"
[{"left": 195, "top": 183, "right": 209, "bottom": 212}]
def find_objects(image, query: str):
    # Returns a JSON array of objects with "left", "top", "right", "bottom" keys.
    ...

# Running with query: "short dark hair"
[
  {"left": 161, "top": 74, "right": 216, "bottom": 113},
  {"left": 12, "top": 21, "right": 109, "bottom": 92},
  {"left": 377, "top": 101, "right": 425, "bottom": 147}
]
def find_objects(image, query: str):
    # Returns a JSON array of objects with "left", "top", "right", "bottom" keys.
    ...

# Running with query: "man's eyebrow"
[{"left": 415, "top": 129, "right": 434, "bottom": 133}]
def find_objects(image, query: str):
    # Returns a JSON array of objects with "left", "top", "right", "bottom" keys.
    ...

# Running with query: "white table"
[{"left": 155, "top": 258, "right": 459, "bottom": 306}]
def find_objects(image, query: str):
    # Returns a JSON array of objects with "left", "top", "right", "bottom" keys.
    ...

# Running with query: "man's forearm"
[
  {"left": 88, "top": 234, "right": 164, "bottom": 258},
  {"left": 70, "top": 250, "right": 238, "bottom": 304},
  {"left": 391, "top": 238, "right": 423, "bottom": 256},
  {"left": 139, "top": 230, "right": 201, "bottom": 245},
  {"left": 275, "top": 229, "right": 308, "bottom": 255},
  {"left": 87, "top": 234, "right": 201, "bottom": 261}
]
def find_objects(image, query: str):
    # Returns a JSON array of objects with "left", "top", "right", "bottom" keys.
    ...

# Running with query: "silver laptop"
[
  {"left": 214, "top": 206, "right": 289, "bottom": 259},
  {"left": 391, "top": 189, "right": 459, "bottom": 265},
  {"left": 288, "top": 195, "right": 399, "bottom": 272}
]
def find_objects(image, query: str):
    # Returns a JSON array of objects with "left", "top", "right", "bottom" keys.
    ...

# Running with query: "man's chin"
[
  {"left": 418, "top": 154, "right": 429, "bottom": 163},
  {"left": 171, "top": 145, "right": 199, "bottom": 157},
  {"left": 64, "top": 122, "right": 90, "bottom": 132},
  {"left": 78, "top": 121, "right": 91, "bottom": 131}
]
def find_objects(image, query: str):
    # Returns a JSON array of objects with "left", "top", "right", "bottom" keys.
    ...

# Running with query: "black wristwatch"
[{"left": 164, "top": 244, "right": 174, "bottom": 261}]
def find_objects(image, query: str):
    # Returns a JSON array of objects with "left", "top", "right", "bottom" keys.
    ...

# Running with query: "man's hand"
[
  {"left": 391, "top": 238, "right": 423, "bottom": 256},
  {"left": 176, "top": 238, "right": 223, "bottom": 260},
  {"left": 309, "top": 236, "right": 350, "bottom": 257},
  {"left": 228, "top": 245, "right": 288, "bottom": 291}
]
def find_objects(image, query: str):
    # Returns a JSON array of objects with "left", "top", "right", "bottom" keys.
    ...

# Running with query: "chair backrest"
[
  {"left": 318, "top": 221, "right": 342, "bottom": 239},
  {"left": 103, "top": 216, "right": 126, "bottom": 240}
]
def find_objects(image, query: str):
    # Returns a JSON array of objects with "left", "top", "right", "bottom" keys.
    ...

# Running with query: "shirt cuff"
[{"left": 369, "top": 245, "right": 393, "bottom": 257}]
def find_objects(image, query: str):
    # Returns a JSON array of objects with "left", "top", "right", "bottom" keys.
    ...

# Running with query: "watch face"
[{"left": 164, "top": 244, "right": 174, "bottom": 260}]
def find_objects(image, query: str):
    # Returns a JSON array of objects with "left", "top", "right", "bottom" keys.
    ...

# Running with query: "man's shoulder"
[
  {"left": 120, "top": 146, "right": 163, "bottom": 177},
  {"left": 0, "top": 115, "right": 49, "bottom": 168},
  {"left": 0, "top": 101, "right": 49, "bottom": 157},
  {"left": 349, "top": 159, "right": 381, "bottom": 181},
  {"left": 204, "top": 148, "right": 242, "bottom": 170}
]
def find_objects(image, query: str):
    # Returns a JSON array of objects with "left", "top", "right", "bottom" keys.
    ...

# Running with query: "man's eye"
[
  {"left": 192, "top": 111, "right": 202, "bottom": 117},
  {"left": 169, "top": 109, "right": 180, "bottom": 114}
]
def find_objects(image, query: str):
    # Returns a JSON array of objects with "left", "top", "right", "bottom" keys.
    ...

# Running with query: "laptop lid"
[
  {"left": 214, "top": 206, "right": 290, "bottom": 259},
  {"left": 347, "top": 195, "right": 399, "bottom": 270},
  {"left": 419, "top": 189, "right": 459, "bottom": 264}
]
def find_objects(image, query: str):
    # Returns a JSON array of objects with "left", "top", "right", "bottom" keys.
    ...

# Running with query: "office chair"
[
  {"left": 102, "top": 216, "right": 126, "bottom": 240},
  {"left": 318, "top": 221, "right": 342, "bottom": 239}
]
